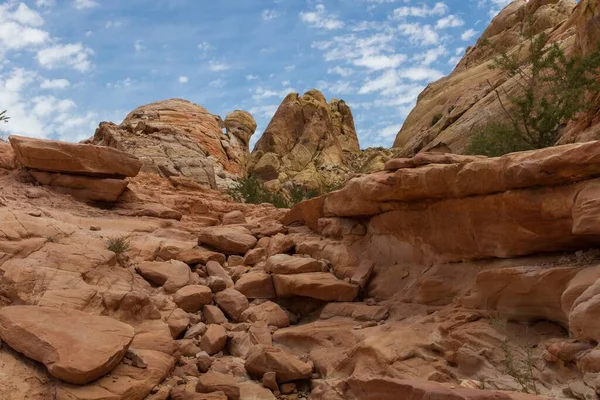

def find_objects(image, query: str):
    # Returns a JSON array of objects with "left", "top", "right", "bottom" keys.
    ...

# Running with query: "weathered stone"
[
  {"left": 174, "top": 285, "right": 213, "bottom": 312},
  {"left": 206, "top": 261, "right": 235, "bottom": 288},
  {"left": 244, "top": 345, "right": 313, "bottom": 383},
  {"left": 198, "top": 227, "right": 257, "bottom": 255},
  {"left": 0, "top": 305, "right": 134, "bottom": 385},
  {"left": 240, "top": 301, "right": 290, "bottom": 328},
  {"left": 265, "top": 254, "right": 324, "bottom": 275},
  {"left": 222, "top": 210, "right": 247, "bottom": 225},
  {"left": 137, "top": 260, "right": 192, "bottom": 293},
  {"left": 273, "top": 273, "right": 359, "bottom": 302},
  {"left": 9, "top": 135, "right": 142, "bottom": 178},
  {"left": 176, "top": 247, "right": 227, "bottom": 266},
  {"left": 350, "top": 260, "right": 375, "bottom": 289},
  {"left": 30, "top": 171, "right": 129, "bottom": 202},
  {"left": 196, "top": 371, "right": 240, "bottom": 400},
  {"left": 234, "top": 272, "right": 276, "bottom": 299},
  {"left": 215, "top": 288, "right": 250, "bottom": 322},
  {"left": 242, "top": 247, "right": 266, "bottom": 266},
  {"left": 203, "top": 305, "right": 229, "bottom": 325},
  {"left": 200, "top": 324, "right": 228, "bottom": 355}
]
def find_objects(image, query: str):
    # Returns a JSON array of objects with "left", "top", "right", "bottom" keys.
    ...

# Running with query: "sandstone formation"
[
  {"left": 0, "top": 305, "right": 135, "bottom": 384},
  {"left": 392, "top": 0, "right": 586, "bottom": 155},
  {"left": 248, "top": 89, "right": 360, "bottom": 190},
  {"left": 9, "top": 135, "right": 142, "bottom": 202},
  {"left": 85, "top": 99, "right": 256, "bottom": 190}
]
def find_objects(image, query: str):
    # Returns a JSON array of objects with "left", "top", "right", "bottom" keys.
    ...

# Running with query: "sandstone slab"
[
  {"left": 265, "top": 254, "right": 324, "bottom": 275},
  {"left": 273, "top": 272, "right": 359, "bottom": 302},
  {"left": 244, "top": 345, "right": 313, "bottom": 383},
  {"left": 215, "top": 288, "right": 250, "bottom": 322},
  {"left": 174, "top": 285, "right": 213, "bottom": 312},
  {"left": 196, "top": 371, "right": 240, "bottom": 400},
  {"left": 240, "top": 301, "right": 290, "bottom": 328},
  {"left": 10, "top": 135, "right": 141, "bottom": 178},
  {"left": 137, "top": 260, "right": 191, "bottom": 293},
  {"left": 198, "top": 227, "right": 257, "bottom": 255},
  {"left": 0, "top": 305, "right": 134, "bottom": 385},
  {"left": 234, "top": 272, "right": 275, "bottom": 299}
]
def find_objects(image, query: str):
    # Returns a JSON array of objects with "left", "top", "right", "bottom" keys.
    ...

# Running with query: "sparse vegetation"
[
  {"left": 466, "top": 24, "right": 600, "bottom": 156},
  {"left": 448, "top": 105, "right": 456, "bottom": 113},
  {"left": 431, "top": 112, "right": 443, "bottom": 127},
  {"left": 490, "top": 316, "right": 539, "bottom": 395},
  {"left": 0, "top": 110, "right": 9, "bottom": 124},
  {"left": 105, "top": 235, "right": 131, "bottom": 255},
  {"left": 227, "top": 175, "right": 290, "bottom": 208},
  {"left": 46, "top": 236, "right": 59, "bottom": 243},
  {"left": 289, "top": 185, "right": 320, "bottom": 205}
]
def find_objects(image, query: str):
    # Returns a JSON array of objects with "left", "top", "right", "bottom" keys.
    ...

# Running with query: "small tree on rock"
[{"left": 466, "top": 25, "right": 600, "bottom": 157}]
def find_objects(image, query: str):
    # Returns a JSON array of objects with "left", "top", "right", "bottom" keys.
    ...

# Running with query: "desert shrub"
[
  {"left": 228, "top": 175, "right": 290, "bottom": 208},
  {"left": 490, "top": 317, "right": 538, "bottom": 395},
  {"left": 0, "top": 110, "right": 9, "bottom": 123},
  {"left": 289, "top": 185, "right": 319, "bottom": 205},
  {"left": 105, "top": 235, "right": 131, "bottom": 255},
  {"left": 467, "top": 25, "right": 600, "bottom": 156},
  {"left": 466, "top": 122, "right": 535, "bottom": 157},
  {"left": 431, "top": 112, "right": 443, "bottom": 126}
]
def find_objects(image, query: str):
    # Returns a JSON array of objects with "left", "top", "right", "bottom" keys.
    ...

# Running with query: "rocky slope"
[
  {"left": 3, "top": 130, "right": 600, "bottom": 399},
  {"left": 85, "top": 99, "right": 256, "bottom": 190},
  {"left": 248, "top": 89, "right": 362, "bottom": 191},
  {"left": 392, "top": 0, "right": 599, "bottom": 156}
]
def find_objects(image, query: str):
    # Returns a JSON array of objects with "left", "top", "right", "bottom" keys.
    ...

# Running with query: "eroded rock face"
[
  {"left": 248, "top": 89, "right": 360, "bottom": 189},
  {"left": 86, "top": 99, "right": 256, "bottom": 190},
  {"left": 392, "top": 0, "right": 579, "bottom": 155},
  {"left": 0, "top": 306, "right": 135, "bottom": 384}
]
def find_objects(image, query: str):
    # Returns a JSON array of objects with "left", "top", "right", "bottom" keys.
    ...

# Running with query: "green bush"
[
  {"left": 289, "top": 185, "right": 320, "bottom": 205},
  {"left": 0, "top": 110, "right": 9, "bottom": 123},
  {"left": 105, "top": 235, "right": 131, "bottom": 255},
  {"left": 228, "top": 175, "right": 290, "bottom": 208},
  {"left": 431, "top": 112, "right": 443, "bottom": 127},
  {"left": 465, "top": 122, "right": 535, "bottom": 157},
  {"left": 467, "top": 25, "right": 600, "bottom": 156}
]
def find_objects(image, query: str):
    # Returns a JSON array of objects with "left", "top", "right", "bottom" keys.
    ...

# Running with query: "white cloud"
[
  {"left": 105, "top": 20, "right": 122, "bottom": 29},
  {"left": 392, "top": 2, "right": 448, "bottom": 18},
  {"left": 300, "top": 4, "right": 344, "bottom": 30},
  {"left": 252, "top": 86, "right": 295, "bottom": 101},
  {"left": 262, "top": 9, "right": 279, "bottom": 21},
  {"left": 398, "top": 23, "right": 439, "bottom": 46},
  {"left": 354, "top": 54, "right": 407, "bottom": 70},
  {"left": 285, "top": 65, "right": 296, "bottom": 72},
  {"left": 461, "top": 28, "right": 477, "bottom": 41},
  {"left": 246, "top": 74, "right": 259, "bottom": 80},
  {"left": 328, "top": 66, "right": 354, "bottom": 77},
  {"left": 198, "top": 41, "right": 211, "bottom": 57},
  {"left": 317, "top": 80, "right": 354, "bottom": 95},
  {"left": 37, "top": 43, "right": 93, "bottom": 72},
  {"left": 399, "top": 67, "right": 444, "bottom": 81},
  {"left": 178, "top": 76, "right": 189, "bottom": 84},
  {"left": 413, "top": 45, "right": 447, "bottom": 65},
  {"left": 134, "top": 40, "right": 145, "bottom": 53},
  {"left": 12, "top": 3, "right": 44, "bottom": 27},
  {"left": 106, "top": 77, "right": 132, "bottom": 89},
  {"left": 40, "top": 78, "right": 70, "bottom": 89},
  {"left": 0, "top": 3, "right": 50, "bottom": 51},
  {"left": 73, "top": 0, "right": 99, "bottom": 10},
  {"left": 209, "top": 78, "right": 224, "bottom": 88},
  {"left": 248, "top": 104, "right": 278, "bottom": 119},
  {"left": 209, "top": 61, "right": 230, "bottom": 72},
  {"left": 36, "top": 0, "right": 56, "bottom": 7},
  {"left": 435, "top": 15, "right": 464, "bottom": 29}
]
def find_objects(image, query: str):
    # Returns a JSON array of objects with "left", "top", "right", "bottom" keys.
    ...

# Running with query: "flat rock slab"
[
  {"left": 9, "top": 135, "right": 142, "bottom": 178},
  {"left": 30, "top": 171, "right": 129, "bottom": 202},
  {"left": 265, "top": 254, "right": 324, "bottom": 275},
  {"left": 0, "top": 305, "right": 135, "bottom": 384},
  {"left": 273, "top": 272, "right": 359, "bottom": 302},
  {"left": 198, "top": 227, "right": 257, "bottom": 255}
]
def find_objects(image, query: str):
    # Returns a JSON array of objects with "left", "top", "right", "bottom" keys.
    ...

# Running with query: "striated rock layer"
[
  {"left": 391, "top": 0, "right": 594, "bottom": 155},
  {"left": 86, "top": 99, "right": 256, "bottom": 190}
]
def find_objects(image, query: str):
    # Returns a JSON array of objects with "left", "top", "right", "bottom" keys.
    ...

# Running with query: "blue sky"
[{"left": 0, "top": 0, "right": 512, "bottom": 148}]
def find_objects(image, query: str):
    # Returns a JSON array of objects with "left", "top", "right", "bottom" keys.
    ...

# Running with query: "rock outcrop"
[
  {"left": 86, "top": 99, "right": 256, "bottom": 190},
  {"left": 248, "top": 89, "right": 360, "bottom": 190},
  {"left": 392, "top": 0, "right": 581, "bottom": 155},
  {"left": 9, "top": 135, "right": 142, "bottom": 202}
]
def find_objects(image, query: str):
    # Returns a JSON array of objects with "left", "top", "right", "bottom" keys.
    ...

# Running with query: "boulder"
[
  {"left": 266, "top": 234, "right": 295, "bottom": 256},
  {"left": 9, "top": 135, "right": 141, "bottom": 178},
  {"left": 0, "top": 305, "right": 134, "bottom": 385},
  {"left": 198, "top": 227, "right": 257, "bottom": 255},
  {"left": 200, "top": 324, "right": 228, "bottom": 355},
  {"left": 242, "top": 247, "right": 266, "bottom": 266},
  {"left": 239, "top": 382, "right": 277, "bottom": 400},
  {"left": 137, "top": 260, "right": 192, "bottom": 293},
  {"left": 203, "top": 305, "right": 229, "bottom": 324},
  {"left": 206, "top": 261, "right": 235, "bottom": 288},
  {"left": 234, "top": 272, "right": 276, "bottom": 299},
  {"left": 222, "top": 210, "right": 247, "bottom": 225},
  {"left": 265, "top": 254, "right": 324, "bottom": 275},
  {"left": 350, "top": 260, "right": 375, "bottom": 289},
  {"left": 240, "top": 301, "right": 290, "bottom": 328},
  {"left": 176, "top": 247, "right": 227, "bottom": 266},
  {"left": 244, "top": 345, "right": 313, "bottom": 383},
  {"left": 167, "top": 308, "right": 190, "bottom": 338},
  {"left": 196, "top": 371, "right": 241, "bottom": 400},
  {"left": 0, "top": 141, "right": 15, "bottom": 169},
  {"left": 207, "top": 276, "right": 228, "bottom": 293},
  {"left": 273, "top": 273, "right": 359, "bottom": 302},
  {"left": 171, "top": 388, "right": 228, "bottom": 400},
  {"left": 29, "top": 171, "right": 129, "bottom": 202},
  {"left": 174, "top": 285, "right": 213, "bottom": 312},
  {"left": 215, "top": 289, "right": 250, "bottom": 322}
]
